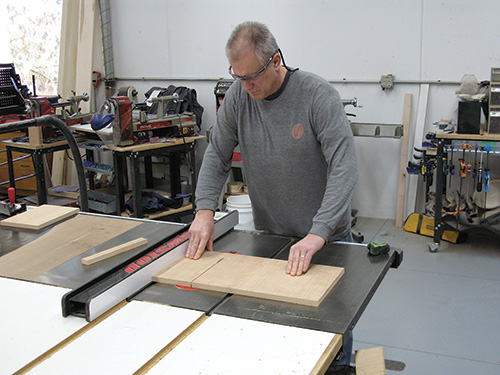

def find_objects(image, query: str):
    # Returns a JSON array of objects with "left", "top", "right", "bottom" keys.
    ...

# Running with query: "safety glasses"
[{"left": 228, "top": 50, "right": 279, "bottom": 82}]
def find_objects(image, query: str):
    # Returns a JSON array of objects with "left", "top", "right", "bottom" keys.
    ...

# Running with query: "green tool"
[{"left": 367, "top": 240, "right": 390, "bottom": 256}]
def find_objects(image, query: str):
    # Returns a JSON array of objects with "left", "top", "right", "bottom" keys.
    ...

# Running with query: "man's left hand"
[{"left": 286, "top": 234, "right": 325, "bottom": 276}]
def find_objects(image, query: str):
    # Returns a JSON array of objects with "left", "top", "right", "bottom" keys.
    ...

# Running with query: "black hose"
[{"left": 0, "top": 115, "right": 88, "bottom": 211}]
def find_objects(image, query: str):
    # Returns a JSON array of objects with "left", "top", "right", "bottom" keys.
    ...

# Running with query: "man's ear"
[{"left": 272, "top": 52, "right": 281, "bottom": 69}]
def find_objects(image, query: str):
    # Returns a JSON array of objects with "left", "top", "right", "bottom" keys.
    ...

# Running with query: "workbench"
[
  {"left": 0, "top": 210, "right": 400, "bottom": 374},
  {"left": 70, "top": 123, "right": 204, "bottom": 219},
  {"left": 432, "top": 132, "right": 500, "bottom": 252},
  {"left": 112, "top": 136, "right": 204, "bottom": 219}
]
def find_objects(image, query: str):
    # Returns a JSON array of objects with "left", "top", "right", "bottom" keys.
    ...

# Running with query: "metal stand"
[
  {"left": 0, "top": 115, "right": 88, "bottom": 211},
  {"left": 5, "top": 142, "right": 75, "bottom": 205},
  {"left": 113, "top": 139, "right": 199, "bottom": 218}
]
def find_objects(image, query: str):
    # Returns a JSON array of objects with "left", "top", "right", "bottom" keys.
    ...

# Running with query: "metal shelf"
[{"left": 350, "top": 122, "right": 403, "bottom": 138}]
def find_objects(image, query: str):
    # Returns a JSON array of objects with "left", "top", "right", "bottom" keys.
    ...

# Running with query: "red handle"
[{"left": 8, "top": 187, "right": 15, "bottom": 203}]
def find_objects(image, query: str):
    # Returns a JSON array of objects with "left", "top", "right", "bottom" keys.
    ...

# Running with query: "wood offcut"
[
  {"left": 81, "top": 237, "right": 148, "bottom": 266},
  {"left": 0, "top": 204, "right": 79, "bottom": 230},
  {"left": 355, "top": 346, "right": 386, "bottom": 375}
]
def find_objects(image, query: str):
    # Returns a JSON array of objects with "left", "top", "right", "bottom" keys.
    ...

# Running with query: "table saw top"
[
  {"left": 0, "top": 210, "right": 400, "bottom": 373},
  {"left": 1, "top": 211, "right": 398, "bottom": 337},
  {"left": 0, "top": 212, "right": 184, "bottom": 288},
  {"left": 135, "top": 231, "right": 398, "bottom": 339}
]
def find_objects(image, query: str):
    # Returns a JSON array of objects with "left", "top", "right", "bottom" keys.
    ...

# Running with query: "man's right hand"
[{"left": 186, "top": 209, "right": 214, "bottom": 259}]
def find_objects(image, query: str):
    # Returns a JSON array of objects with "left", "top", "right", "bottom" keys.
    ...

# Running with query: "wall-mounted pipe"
[{"left": 112, "top": 76, "right": 462, "bottom": 85}]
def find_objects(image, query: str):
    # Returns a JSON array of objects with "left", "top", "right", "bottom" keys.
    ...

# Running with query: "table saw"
[{"left": 0, "top": 210, "right": 401, "bottom": 374}]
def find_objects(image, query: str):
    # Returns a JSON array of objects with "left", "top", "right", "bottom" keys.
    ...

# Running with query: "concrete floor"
[{"left": 352, "top": 217, "right": 500, "bottom": 374}]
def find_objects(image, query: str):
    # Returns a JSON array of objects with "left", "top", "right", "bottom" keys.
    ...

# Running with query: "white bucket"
[{"left": 226, "top": 194, "right": 254, "bottom": 230}]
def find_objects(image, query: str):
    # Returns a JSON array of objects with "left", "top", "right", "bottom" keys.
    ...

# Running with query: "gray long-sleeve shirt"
[{"left": 196, "top": 70, "right": 358, "bottom": 242}]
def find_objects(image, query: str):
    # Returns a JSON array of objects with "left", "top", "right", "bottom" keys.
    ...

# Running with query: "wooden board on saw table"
[
  {"left": 153, "top": 252, "right": 344, "bottom": 307},
  {"left": 81, "top": 237, "right": 148, "bottom": 266},
  {"left": 0, "top": 204, "right": 79, "bottom": 230},
  {"left": 0, "top": 214, "right": 141, "bottom": 280}
]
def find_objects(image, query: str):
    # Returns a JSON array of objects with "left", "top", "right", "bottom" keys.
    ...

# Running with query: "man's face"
[{"left": 229, "top": 50, "right": 280, "bottom": 100}]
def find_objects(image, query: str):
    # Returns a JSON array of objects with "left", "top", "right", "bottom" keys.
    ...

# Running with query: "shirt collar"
[{"left": 264, "top": 70, "right": 293, "bottom": 101}]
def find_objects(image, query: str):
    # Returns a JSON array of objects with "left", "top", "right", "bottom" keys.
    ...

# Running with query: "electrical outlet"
[{"left": 380, "top": 74, "right": 395, "bottom": 90}]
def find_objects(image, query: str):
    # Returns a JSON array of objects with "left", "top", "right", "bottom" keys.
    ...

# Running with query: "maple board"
[
  {"left": 0, "top": 204, "right": 79, "bottom": 230},
  {"left": 81, "top": 237, "right": 148, "bottom": 266},
  {"left": 153, "top": 252, "right": 344, "bottom": 307}
]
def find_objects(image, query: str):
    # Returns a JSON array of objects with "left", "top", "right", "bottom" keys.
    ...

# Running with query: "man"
[
  {"left": 186, "top": 21, "right": 358, "bottom": 277},
  {"left": 187, "top": 21, "right": 358, "bottom": 372}
]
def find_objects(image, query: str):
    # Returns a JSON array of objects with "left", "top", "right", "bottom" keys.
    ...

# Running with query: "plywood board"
[
  {"left": 144, "top": 314, "right": 340, "bottom": 375},
  {"left": 0, "top": 215, "right": 141, "bottom": 280},
  {"left": 0, "top": 204, "right": 79, "bottom": 230},
  {"left": 154, "top": 252, "right": 344, "bottom": 307},
  {"left": 0, "top": 277, "right": 87, "bottom": 375},
  {"left": 25, "top": 301, "right": 204, "bottom": 375}
]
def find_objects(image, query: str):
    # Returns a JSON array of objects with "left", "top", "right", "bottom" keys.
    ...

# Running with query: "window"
[{"left": 0, "top": 0, "right": 62, "bottom": 95}]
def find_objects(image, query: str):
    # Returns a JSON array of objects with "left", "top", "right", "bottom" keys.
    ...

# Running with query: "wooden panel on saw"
[
  {"left": 0, "top": 214, "right": 141, "bottom": 280},
  {"left": 154, "top": 252, "right": 344, "bottom": 307},
  {"left": 153, "top": 251, "right": 224, "bottom": 287},
  {"left": 0, "top": 205, "right": 79, "bottom": 230}
]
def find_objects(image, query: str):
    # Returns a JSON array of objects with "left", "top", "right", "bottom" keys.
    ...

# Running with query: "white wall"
[{"left": 98, "top": 0, "right": 500, "bottom": 220}]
